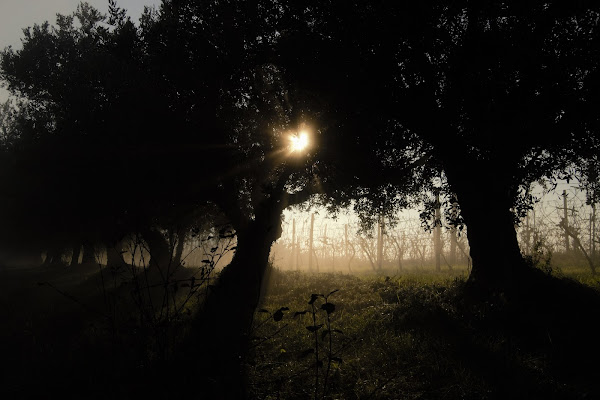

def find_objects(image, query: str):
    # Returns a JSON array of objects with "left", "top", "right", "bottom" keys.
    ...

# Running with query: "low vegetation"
[
  {"left": 1, "top": 261, "right": 599, "bottom": 399},
  {"left": 250, "top": 266, "right": 600, "bottom": 399}
]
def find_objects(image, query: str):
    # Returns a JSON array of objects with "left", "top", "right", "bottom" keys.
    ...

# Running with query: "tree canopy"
[
  {"left": 265, "top": 0, "right": 600, "bottom": 287},
  {"left": 2, "top": 0, "right": 600, "bottom": 395}
]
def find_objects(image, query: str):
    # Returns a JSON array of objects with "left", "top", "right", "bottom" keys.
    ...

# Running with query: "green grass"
[
  {"left": 1, "top": 262, "right": 599, "bottom": 399},
  {"left": 249, "top": 271, "right": 480, "bottom": 399},
  {"left": 249, "top": 267, "right": 600, "bottom": 399}
]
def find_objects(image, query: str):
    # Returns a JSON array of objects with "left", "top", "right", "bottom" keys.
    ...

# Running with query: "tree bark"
[
  {"left": 173, "top": 228, "right": 186, "bottom": 267},
  {"left": 105, "top": 238, "right": 126, "bottom": 270},
  {"left": 181, "top": 199, "right": 285, "bottom": 398},
  {"left": 449, "top": 167, "right": 525, "bottom": 292},
  {"left": 140, "top": 228, "right": 172, "bottom": 276}
]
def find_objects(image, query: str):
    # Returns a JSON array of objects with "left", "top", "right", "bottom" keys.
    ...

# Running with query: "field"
[
  {"left": 250, "top": 266, "right": 600, "bottom": 399},
  {"left": 1, "top": 262, "right": 599, "bottom": 399}
]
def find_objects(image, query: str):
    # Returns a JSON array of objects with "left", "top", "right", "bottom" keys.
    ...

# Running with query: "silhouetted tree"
[
  {"left": 7, "top": 1, "right": 599, "bottom": 395},
  {"left": 0, "top": 2, "right": 202, "bottom": 267},
  {"left": 273, "top": 0, "right": 600, "bottom": 291},
  {"left": 0, "top": 1, "right": 408, "bottom": 394}
]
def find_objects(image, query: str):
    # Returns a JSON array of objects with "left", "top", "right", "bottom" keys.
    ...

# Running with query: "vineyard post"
[
  {"left": 525, "top": 215, "right": 531, "bottom": 255},
  {"left": 590, "top": 212, "right": 593, "bottom": 257},
  {"left": 593, "top": 203, "right": 596, "bottom": 260},
  {"left": 344, "top": 224, "right": 348, "bottom": 260},
  {"left": 450, "top": 200, "right": 458, "bottom": 265},
  {"left": 296, "top": 236, "right": 300, "bottom": 270},
  {"left": 324, "top": 224, "right": 333, "bottom": 272},
  {"left": 533, "top": 208, "right": 538, "bottom": 245},
  {"left": 292, "top": 218, "right": 297, "bottom": 270},
  {"left": 309, "top": 213, "right": 314, "bottom": 272},
  {"left": 434, "top": 192, "right": 441, "bottom": 271},
  {"left": 450, "top": 228, "right": 457, "bottom": 265},
  {"left": 324, "top": 224, "right": 328, "bottom": 265},
  {"left": 377, "top": 215, "right": 384, "bottom": 271},
  {"left": 563, "top": 190, "right": 570, "bottom": 253}
]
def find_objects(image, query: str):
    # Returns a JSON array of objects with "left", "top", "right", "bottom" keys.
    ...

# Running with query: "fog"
[
  {"left": 268, "top": 181, "right": 598, "bottom": 276},
  {"left": 1, "top": 1, "right": 600, "bottom": 398}
]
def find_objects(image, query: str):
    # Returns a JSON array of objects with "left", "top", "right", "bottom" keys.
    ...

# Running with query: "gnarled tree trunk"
[
  {"left": 140, "top": 228, "right": 172, "bottom": 276},
  {"left": 105, "top": 238, "right": 126, "bottom": 270},
  {"left": 180, "top": 198, "right": 285, "bottom": 398},
  {"left": 447, "top": 160, "right": 525, "bottom": 293}
]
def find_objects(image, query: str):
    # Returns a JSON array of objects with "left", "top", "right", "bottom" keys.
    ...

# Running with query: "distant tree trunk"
[
  {"left": 359, "top": 237, "right": 378, "bottom": 271},
  {"left": 347, "top": 242, "right": 356, "bottom": 273},
  {"left": 392, "top": 236, "right": 404, "bottom": 272},
  {"left": 309, "top": 213, "right": 315, "bottom": 272},
  {"left": 434, "top": 192, "right": 442, "bottom": 272},
  {"left": 173, "top": 228, "right": 186, "bottom": 267},
  {"left": 70, "top": 242, "right": 81, "bottom": 267},
  {"left": 450, "top": 227, "right": 457, "bottom": 265},
  {"left": 44, "top": 246, "right": 63, "bottom": 266},
  {"left": 140, "top": 228, "right": 172, "bottom": 275},
  {"left": 42, "top": 251, "right": 51, "bottom": 267},
  {"left": 105, "top": 239, "right": 126, "bottom": 270},
  {"left": 377, "top": 216, "right": 384, "bottom": 271},
  {"left": 560, "top": 220, "right": 596, "bottom": 275},
  {"left": 81, "top": 242, "right": 96, "bottom": 265}
]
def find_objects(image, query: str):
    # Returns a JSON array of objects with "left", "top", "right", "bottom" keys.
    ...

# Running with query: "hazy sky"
[{"left": 0, "top": 0, "right": 161, "bottom": 101}]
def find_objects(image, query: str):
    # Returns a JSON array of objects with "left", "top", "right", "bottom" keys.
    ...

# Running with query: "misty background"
[{"left": 1, "top": 1, "right": 599, "bottom": 399}]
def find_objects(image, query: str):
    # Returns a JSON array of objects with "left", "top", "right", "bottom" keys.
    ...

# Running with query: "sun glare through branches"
[{"left": 289, "top": 131, "right": 309, "bottom": 152}]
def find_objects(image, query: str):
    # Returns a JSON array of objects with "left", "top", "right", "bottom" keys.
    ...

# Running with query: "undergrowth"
[
  {"left": 2, "top": 263, "right": 599, "bottom": 399},
  {"left": 249, "top": 267, "right": 600, "bottom": 400}
]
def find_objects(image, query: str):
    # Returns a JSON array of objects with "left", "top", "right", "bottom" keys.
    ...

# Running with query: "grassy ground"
[
  {"left": 249, "top": 266, "right": 600, "bottom": 399},
  {"left": 1, "top": 262, "right": 599, "bottom": 399},
  {"left": 0, "top": 262, "right": 206, "bottom": 398}
]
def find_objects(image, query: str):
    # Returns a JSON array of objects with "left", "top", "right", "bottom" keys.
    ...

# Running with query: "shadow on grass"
[
  {"left": 250, "top": 267, "right": 600, "bottom": 399},
  {"left": 390, "top": 267, "right": 600, "bottom": 399},
  {"left": 1, "top": 264, "right": 599, "bottom": 399}
]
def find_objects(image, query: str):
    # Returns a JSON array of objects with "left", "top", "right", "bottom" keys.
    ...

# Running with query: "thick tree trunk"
[
  {"left": 212, "top": 226, "right": 276, "bottom": 390},
  {"left": 179, "top": 202, "right": 284, "bottom": 398},
  {"left": 140, "top": 228, "right": 172, "bottom": 275},
  {"left": 449, "top": 167, "right": 525, "bottom": 292},
  {"left": 105, "top": 239, "right": 126, "bottom": 270}
]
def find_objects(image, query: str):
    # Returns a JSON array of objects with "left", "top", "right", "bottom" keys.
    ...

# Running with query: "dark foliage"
[{"left": 1, "top": 0, "right": 600, "bottom": 398}]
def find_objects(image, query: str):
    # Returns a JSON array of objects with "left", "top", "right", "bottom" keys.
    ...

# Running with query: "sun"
[{"left": 289, "top": 131, "right": 309, "bottom": 152}]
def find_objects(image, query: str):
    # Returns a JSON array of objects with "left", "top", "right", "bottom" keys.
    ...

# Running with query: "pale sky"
[{"left": 0, "top": 0, "right": 161, "bottom": 101}]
